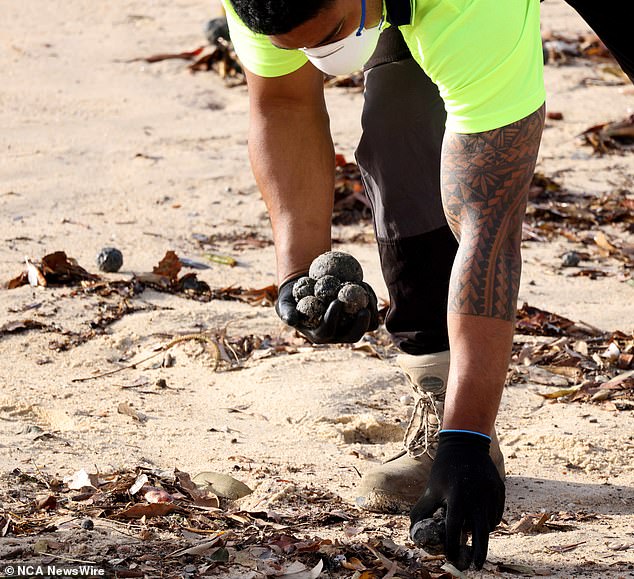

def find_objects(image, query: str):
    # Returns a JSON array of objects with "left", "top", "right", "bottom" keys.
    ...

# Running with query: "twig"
[
  {"left": 29, "top": 459, "right": 51, "bottom": 490},
  {"left": 37, "top": 552, "right": 99, "bottom": 565},
  {"left": 72, "top": 333, "right": 221, "bottom": 382}
]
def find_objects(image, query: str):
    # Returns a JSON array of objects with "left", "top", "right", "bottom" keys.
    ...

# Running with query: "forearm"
[
  {"left": 248, "top": 82, "right": 334, "bottom": 285},
  {"left": 441, "top": 105, "right": 546, "bottom": 434}
]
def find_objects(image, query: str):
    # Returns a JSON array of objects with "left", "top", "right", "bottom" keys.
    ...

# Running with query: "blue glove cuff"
[{"left": 440, "top": 429, "right": 491, "bottom": 441}]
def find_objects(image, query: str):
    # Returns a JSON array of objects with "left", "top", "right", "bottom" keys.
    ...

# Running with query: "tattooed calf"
[{"left": 441, "top": 105, "right": 545, "bottom": 321}]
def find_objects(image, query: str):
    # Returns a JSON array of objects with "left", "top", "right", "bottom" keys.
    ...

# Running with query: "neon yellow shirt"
[{"left": 222, "top": 0, "right": 545, "bottom": 134}]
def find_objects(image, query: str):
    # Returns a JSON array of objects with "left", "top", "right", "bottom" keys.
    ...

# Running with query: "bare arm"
[{"left": 245, "top": 63, "right": 334, "bottom": 285}]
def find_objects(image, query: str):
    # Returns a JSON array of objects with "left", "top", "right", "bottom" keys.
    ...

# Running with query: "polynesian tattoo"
[{"left": 441, "top": 105, "right": 545, "bottom": 321}]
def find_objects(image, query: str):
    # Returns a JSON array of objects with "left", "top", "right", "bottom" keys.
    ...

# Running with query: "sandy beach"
[{"left": 1, "top": 0, "right": 633, "bottom": 577}]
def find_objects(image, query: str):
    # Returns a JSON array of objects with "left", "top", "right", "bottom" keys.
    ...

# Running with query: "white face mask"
[{"left": 300, "top": 0, "right": 383, "bottom": 76}]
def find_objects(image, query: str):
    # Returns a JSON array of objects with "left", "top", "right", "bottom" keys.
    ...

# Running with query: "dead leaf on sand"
[
  {"left": 512, "top": 304, "right": 633, "bottom": 408},
  {"left": 117, "top": 402, "right": 147, "bottom": 423},
  {"left": 582, "top": 114, "right": 634, "bottom": 154},
  {"left": 118, "top": 501, "right": 177, "bottom": 518},
  {"left": 7, "top": 251, "right": 99, "bottom": 289},
  {"left": 0, "top": 466, "right": 450, "bottom": 577}
]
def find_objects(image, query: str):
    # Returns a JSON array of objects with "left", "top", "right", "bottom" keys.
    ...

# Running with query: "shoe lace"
[{"left": 403, "top": 378, "right": 445, "bottom": 459}]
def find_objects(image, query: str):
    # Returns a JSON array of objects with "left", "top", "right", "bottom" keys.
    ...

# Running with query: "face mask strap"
[{"left": 356, "top": 0, "right": 366, "bottom": 36}]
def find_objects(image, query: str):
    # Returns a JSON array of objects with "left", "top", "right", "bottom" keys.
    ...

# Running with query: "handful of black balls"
[{"left": 291, "top": 251, "right": 370, "bottom": 328}]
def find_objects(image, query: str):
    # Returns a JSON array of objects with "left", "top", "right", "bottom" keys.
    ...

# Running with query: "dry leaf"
[
  {"left": 509, "top": 513, "right": 552, "bottom": 534},
  {"left": 117, "top": 402, "right": 147, "bottom": 422},
  {"left": 539, "top": 385, "right": 582, "bottom": 399},
  {"left": 41, "top": 251, "right": 99, "bottom": 284},
  {"left": 8, "top": 252, "right": 101, "bottom": 289},
  {"left": 192, "top": 471, "right": 252, "bottom": 500},
  {"left": 342, "top": 556, "right": 366, "bottom": 571},
  {"left": 279, "top": 559, "right": 323, "bottom": 579},
  {"left": 153, "top": 250, "right": 182, "bottom": 281},
  {"left": 36, "top": 495, "right": 57, "bottom": 510},
  {"left": 64, "top": 468, "right": 99, "bottom": 490},
  {"left": 594, "top": 231, "right": 618, "bottom": 253},
  {"left": 118, "top": 502, "right": 176, "bottom": 518},
  {"left": 175, "top": 469, "right": 220, "bottom": 507},
  {"left": 168, "top": 533, "right": 225, "bottom": 557}
]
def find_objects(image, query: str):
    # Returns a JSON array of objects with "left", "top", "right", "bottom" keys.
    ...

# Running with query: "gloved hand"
[
  {"left": 275, "top": 274, "right": 379, "bottom": 344},
  {"left": 409, "top": 430, "right": 505, "bottom": 571}
]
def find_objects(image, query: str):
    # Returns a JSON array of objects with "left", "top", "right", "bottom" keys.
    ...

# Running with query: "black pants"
[{"left": 355, "top": 3, "right": 632, "bottom": 356}]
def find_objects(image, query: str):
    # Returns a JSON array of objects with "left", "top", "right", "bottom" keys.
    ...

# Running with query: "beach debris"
[
  {"left": 512, "top": 303, "right": 633, "bottom": 408},
  {"left": 25, "top": 258, "right": 46, "bottom": 287},
  {"left": 524, "top": 183, "right": 633, "bottom": 275},
  {"left": 117, "top": 401, "right": 147, "bottom": 423},
  {"left": 204, "top": 17, "right": 230, "bottom": 46},
  {"left": 0, "top": 319, "right": 48, "bottom": 335},
  {"left": 7, "top": 252, "right": 99, "bottom": 289},
  {"left": 178, "top": 257, "right": 210, "bottom": 269},
  {"left": 96, "top": 247, "right": 123, "bottom": 273},
  {"left": 333, "top": 154, "right": 372, "bottom": 225},
  {"left": 507, "top": 512, "right": 553, "bottom": 534},
  {"left": 132, "top": 250, "right": 210, "bottom": 296},
  {"left": 545, "top": 541, "right": 587, "bottom": 554},
  {"left": 124, "top": 46, "right": 206, "bottom": 64},
  {"left": 561, "top": 251, "right": 581, "bottom": 267},
  {"left": 542, "top": 31, "right": 615, "bottom": 66},
  {"left": 528, "top": 171, "right": 562, "bottom": 200},
  {"left": 526, "top": 181, "right": 633, "bottom": 232},
  {"left": 581, "top": 114, "right": 634, "bottom": 154},
  {"left": 0, "top": 466, "right": 449, "bottom": 578},
  {"left": 192, "top": 230, "right": 273, "bottom": 251},
  {"left": 129, "top": 16, "right": 364, "bottom": 90},
  {"left": 72, "top": 329, "right": 305, "bottom": 382},
  {"left": 188, "top": 40, "right": 245, "bottom": 84},
  {"left": 324, "top": 71, "right": 364, "bottom": 90},
  {"left": 205, "top": 252, "right": 237, "bottom": 267},
  {"left": 192, "top": 471, "right": 253, "bottom": 500}
]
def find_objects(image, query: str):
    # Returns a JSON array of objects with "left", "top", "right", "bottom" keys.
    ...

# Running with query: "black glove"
[
  {"left": 275, "top": 275, "right": 379, "bottom": 344},
  {"left": 409, "top": 431, "right": 505, "bottom": 571}
]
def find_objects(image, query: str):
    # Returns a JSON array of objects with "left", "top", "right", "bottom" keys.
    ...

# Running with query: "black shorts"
[{"left": 356, "top": 27, "right": 455, "bottom": 356}]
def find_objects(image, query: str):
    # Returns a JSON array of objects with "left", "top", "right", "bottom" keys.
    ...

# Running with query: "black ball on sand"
[{"left": 96, "top": 247, "right": 123, "bottom": 273}]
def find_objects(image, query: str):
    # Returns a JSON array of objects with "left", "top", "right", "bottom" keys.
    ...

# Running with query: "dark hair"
[{"left": 229, "top": 0, "right": 335, "bottom": 36}]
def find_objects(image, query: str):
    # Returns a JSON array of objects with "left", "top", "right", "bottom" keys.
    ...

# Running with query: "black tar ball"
[
  {"left": 308, "top": 251, "right": 363, "bottom": 283},
  {"left": 96, "top": 247, "right": 123, "bottom": 273}
]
